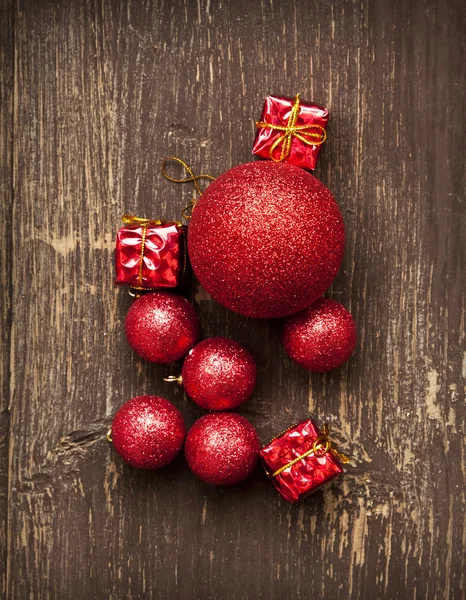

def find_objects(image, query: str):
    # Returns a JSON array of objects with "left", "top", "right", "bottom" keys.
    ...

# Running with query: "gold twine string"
[
  {"left": 137, "top": 224, "right": 148, "bottom": 286},
  {"left": 268, "top": 423, "right": 350, "bottom": 478},
  {"left": 161, "top": 157, "right": 216, "bottom": 220},
  {"left": 256, "top": 94, "right": 327, "bottom": 162}
]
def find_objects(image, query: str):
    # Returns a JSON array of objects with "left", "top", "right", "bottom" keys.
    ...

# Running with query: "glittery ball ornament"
[
  {"left": 185, "top": 413, "right": 260, "bottom": 485},
  {"left": 283, "top": 298, "right": 356, "bottom": 372},
  {"left": 111, "top": 395, "right": 186, "bottom": 469},
  {"left": 125, "top": 291, "right": 199, "bottom": 364},
  {"left": 188, "top": 161, "right": 345, "bottom": 318},
  {"left": 181, "top": 337, "right": 256, "bottom": 410}
]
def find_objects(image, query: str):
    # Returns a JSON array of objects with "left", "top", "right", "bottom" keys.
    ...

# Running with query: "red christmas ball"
[
  {"left": 188, "top": 161, "right": 345, "bottom": 318},
  {"left": 282, "top": 298, "right": 357, "bottom": 372},
  {"left": 125, "top": 291, "right": 199, "bottom": 364},
  {"left": 111, "top": 395, "right": 185, "bottom": 469},
  {"left": 185, "top": 413, "right": 260, "bottom": 485},
  {"left": 181, "top": 337, "right": 256, "bottom": 410}
]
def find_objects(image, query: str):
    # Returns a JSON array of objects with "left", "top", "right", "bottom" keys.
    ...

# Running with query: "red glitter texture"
[
  {"left": 185, "top": 413, "right": 260, "bottom": 486},
  {"left": 282, "top": 298, "right": 356, "bottom": 372},
  {"left": 125, "top": 291, "right": 199, "bottom": 364},
  {"left": 111, "top": 395, "right": 186, "bottom": 469},
  {"left": 260, "top": 419, "right": 343, "bottom": 502},
  {"left": 181, "top": 337, "right": 256, "bottom": 410},
  {"left": 188, "top": 161, "right": 345, "bottom": 319}
]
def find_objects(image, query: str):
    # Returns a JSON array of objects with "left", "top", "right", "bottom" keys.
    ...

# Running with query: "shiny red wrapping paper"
[
  {"left": 260, "top": 419, "right": 343, "bottom": 502},
  {"left": 115, "top": 222, "right": 185, "bottom": 290},
  {"left": 252, "top": 95, "right": 328, "bottom": 171}
]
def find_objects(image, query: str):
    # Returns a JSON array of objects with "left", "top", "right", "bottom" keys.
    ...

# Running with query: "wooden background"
[{"left": 1, "top": 0, "right": 465, "bottom": 598}]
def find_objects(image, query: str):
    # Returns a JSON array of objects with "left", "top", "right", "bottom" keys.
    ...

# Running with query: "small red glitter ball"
[
  {"left": 181, "top": 337, "right": 256, "bottom": 410},
  {"left": 188, "top": 161, "right": 345, "bottom": 318},
  {"left": 185, "top": 413, "right": 260, "bottom": 485},
  {"left": 282, "top": 298, "right": 357, "bottom": 372},
  {"left": 111, "top": 395, "right": 186, "bottom": 469},
  {"left": 125, "top": 291, "right": 199, "bottom": 364}
]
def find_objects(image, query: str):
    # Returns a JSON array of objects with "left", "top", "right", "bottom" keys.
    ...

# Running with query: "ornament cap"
[{"left": 163, "top": 374, "right": 183, "bottom": 385}]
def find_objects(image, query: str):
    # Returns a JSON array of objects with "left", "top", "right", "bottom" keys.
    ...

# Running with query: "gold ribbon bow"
[
  {"left": 269, "top": 423, "right": 350, "bottom": 479},
  {"left": 121, "top": 214, "right": 165, "bottom": 227},
  {"left": 256, "top": 94, "right": 327, "bottom": 163}
]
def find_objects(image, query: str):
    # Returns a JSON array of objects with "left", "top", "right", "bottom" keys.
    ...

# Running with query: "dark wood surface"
[
  {"left": 2, "top": 0, "right": 465, "bottom": 598},
  {"left": 1, "top": 0, "right": 13, "bottom": 596}
]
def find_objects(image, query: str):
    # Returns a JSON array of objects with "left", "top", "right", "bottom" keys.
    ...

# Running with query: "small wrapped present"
[
  {"left": 260, "top": 419, "right": 349, "bottom": 502},
  {"left": 252, "top": 94, "right": 328, "bottom": 171},
  {"left": 115, "top": 215, "right": 186, "bottom": 291}
]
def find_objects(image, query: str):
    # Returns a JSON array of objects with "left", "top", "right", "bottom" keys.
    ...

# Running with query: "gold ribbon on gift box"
[
  {"left": 267, "top": 423, "right": 350, "bottom": 479},
  {"left": 121, "top": 158, "right": 215, "bottom": 295},
  {"left": 256, "top": 93, "right": 327, "bottom": 163},
  {"left": 121, "top": 214, "right": 166, "bottom": 227},
  {"left": 121, "top": 214, "right": 183, "bottom": 292}
]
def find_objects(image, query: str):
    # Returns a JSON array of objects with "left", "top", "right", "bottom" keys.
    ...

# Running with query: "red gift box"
[
  {"left": 115, "top": 215, "right": 186, "bottom": 290},
  {"left": 260, "top": 419, "right": 348, "bottom": 502},
  {"left": 252, "top": 94, "right": 328, "bottom": 171}
]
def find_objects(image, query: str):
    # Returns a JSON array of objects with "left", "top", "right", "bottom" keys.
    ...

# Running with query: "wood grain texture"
[
  {"left": 0, "top": 0, "right": 13, "bottom": 596},
  {"left": 4, "top": 0, "right": 466, "bottom": 598}
]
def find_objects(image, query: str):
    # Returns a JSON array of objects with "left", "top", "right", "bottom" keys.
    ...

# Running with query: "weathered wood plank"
[
  {"left": 7, "top": 0, "right": 466, "bottom": 598},
  {"left": 0, "top": 0, "right": 14, "bottom": 596}
]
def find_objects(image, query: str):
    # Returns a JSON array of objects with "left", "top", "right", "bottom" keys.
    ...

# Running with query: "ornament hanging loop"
[
  {"left": 163, "top": 374, "right": 183, "bottom": 385},
  {"left": 161, "top": 156, "right": 216, "bottom": 220},
  {"left": 128, "top": 288, "right": 146, "bottom": 299}
]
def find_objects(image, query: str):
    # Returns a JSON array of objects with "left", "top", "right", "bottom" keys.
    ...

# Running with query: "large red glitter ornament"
[
  {"left": 111, "top": 395, "right": 186, "bottom": 469},
  {"left": 181, "top": 337, "right": 256, "bottom": 410},
  {"left": 282, "top": 298, "right": 356, "bottom": 372},
  {"left": 188, "top": 161, "right": 345, "bottom": 318},
  {"left": 185, "top": 413, "right": 260, "bottom": 485},
  {"left": 125, "top": 291, "right": 199, "bottom": 364}
]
